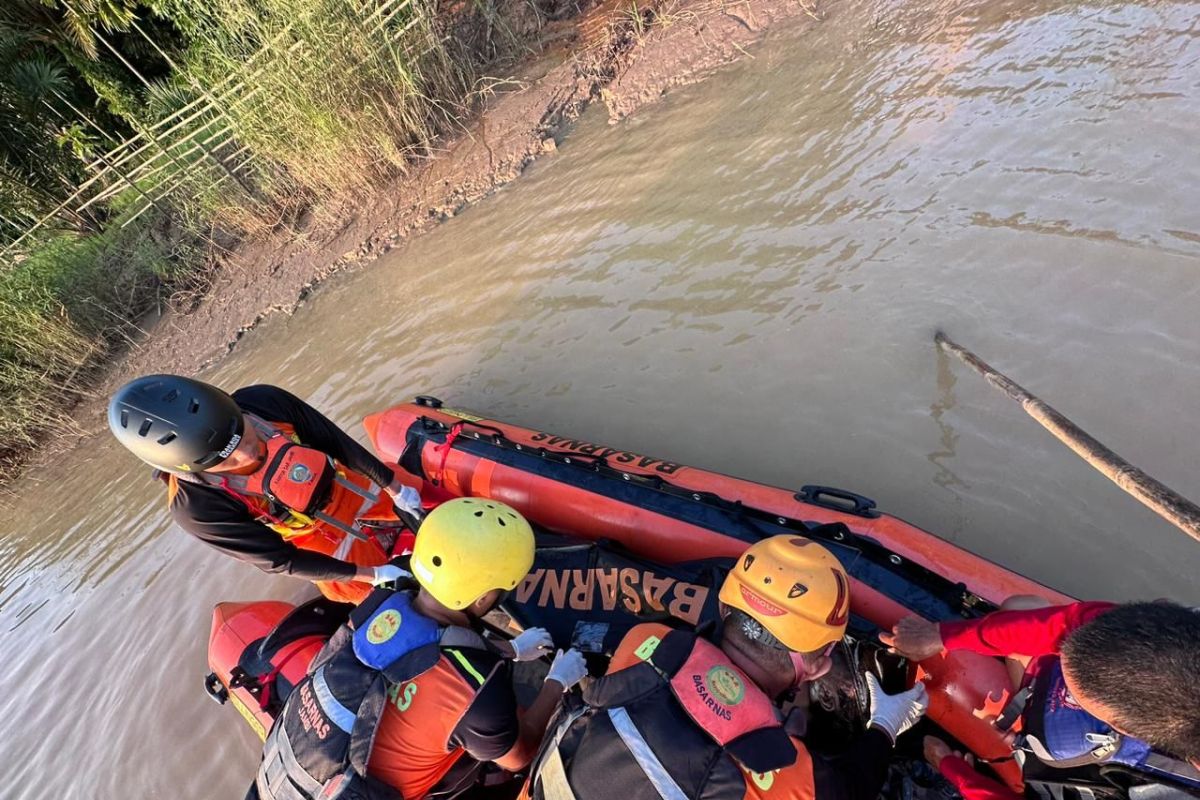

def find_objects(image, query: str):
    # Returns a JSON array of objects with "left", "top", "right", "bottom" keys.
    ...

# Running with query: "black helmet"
[{"left": 108, "top": 374, "right": 245, "bottom": 472}]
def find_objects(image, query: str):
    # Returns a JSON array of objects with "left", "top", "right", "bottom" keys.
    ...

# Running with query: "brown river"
[{"left": 3, "top": 0, "right": 1198, "bottom": 795}]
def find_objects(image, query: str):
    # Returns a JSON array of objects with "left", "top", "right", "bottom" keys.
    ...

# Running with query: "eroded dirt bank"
[{"left": 67, "top": 0, "right": 824, "bottom": 436}]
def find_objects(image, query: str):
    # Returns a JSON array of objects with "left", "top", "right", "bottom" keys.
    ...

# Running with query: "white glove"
[
  {"left": 510, "top": 628, "right": 554, "bottom": 662},
  {"left": 388, "top": 484, "right": 422, "bottom": 514},
  {"left": 546, "top": 649, "right": 588, "bottom": 691},
  {"left": 866, "top": 672, "right": 928, "bottom": 744},
  {"left": 371, "top": 564, "right": 412, "bottom": 586}
]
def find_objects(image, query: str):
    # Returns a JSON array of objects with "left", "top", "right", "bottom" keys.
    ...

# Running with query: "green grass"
[
  {"left": 0, "top": 210, "right": 203, "bottom": 480},
  {"left": 0, "top": 0, "right": 505, "bottom": 483}
]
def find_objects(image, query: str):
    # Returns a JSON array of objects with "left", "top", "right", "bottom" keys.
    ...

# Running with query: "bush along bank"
[{"left": 0, "top": 0, "right": 551, "bottom": 483}]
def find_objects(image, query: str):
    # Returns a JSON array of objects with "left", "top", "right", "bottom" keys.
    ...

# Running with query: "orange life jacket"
[{"left": 168, "top": 415, "right": 398, "bottom": 604}]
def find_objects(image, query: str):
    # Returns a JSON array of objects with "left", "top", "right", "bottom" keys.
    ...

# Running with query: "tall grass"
[
  {"left": 149, "top": 0, "right": 473, "bottom": 221},
  {"left": 0, "top": 210, "right": 204, "bottom": 479},
  {"left": 1, "top": 0, "right": 485, "bottom": 481}
]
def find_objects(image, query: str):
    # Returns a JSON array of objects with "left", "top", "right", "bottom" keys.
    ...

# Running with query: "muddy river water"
[{"left": 3, "top": 0, "right": 1199, "bottom": 795}]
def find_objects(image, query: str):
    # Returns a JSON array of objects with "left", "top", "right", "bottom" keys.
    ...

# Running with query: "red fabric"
[
  {"left": 938, "top": 601, "right": 1115, "bottom": 660},
  {"left": 939, "top": 755, "right": 1023, "bottom": 800}
]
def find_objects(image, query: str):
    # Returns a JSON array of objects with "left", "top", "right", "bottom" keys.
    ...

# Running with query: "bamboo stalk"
[{"left": 935, "top": 331, "right": 1200, "bottom": 544}]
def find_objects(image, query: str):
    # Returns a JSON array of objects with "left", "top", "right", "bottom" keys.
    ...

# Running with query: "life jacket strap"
[
  {"left": 535, "top": 704, "right": 601, "bottom": 800},
  {"left": 311, "top": 666, "right": 357, "bottom": 735},
  {"left": 607, "top": 706, "right": 690, "bottom": 800},
  {"left": 259, "top": 725, "right": 327, "bottom": 800},
  {"left": 996, "top": 685, "right": 1033, "bottom": 732},
  {"left": 537, "top": 747, "right": 580, "bottom": 800},
  {"left": 312, "top": 511, "right": 369, "bottom": 543}
]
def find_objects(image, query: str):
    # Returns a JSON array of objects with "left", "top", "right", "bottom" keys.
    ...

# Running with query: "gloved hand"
[
  {"left": 866, "top": 672, "right": 928, "bottom": 744},
  {"left": 510, "top": 627, "right": 554, "bottom": 662},
  {"left": 546, "top": 649, "right": 588, "bottom": 692},
  {"left": 387, "top": 482, "right": 422, "bottom": 515},
  {"left": 371, "top": 564, "right": 412, "bottom": 586}
]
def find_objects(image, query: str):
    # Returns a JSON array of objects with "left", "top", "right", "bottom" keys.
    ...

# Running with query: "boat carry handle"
[
  {"left": 204, "top": 672, "right": 229, "bottom": 705},
  {"left": 414, "top": 395, "right": 444, "bottom": 409},
  {"left": 796, "top": 485, "right": 879, "bottom": 518}
]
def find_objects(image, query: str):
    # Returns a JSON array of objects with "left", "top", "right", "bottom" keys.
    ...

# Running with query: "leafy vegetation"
[{"left": 0, "top": 0, "right": 506, "bottom": 481}]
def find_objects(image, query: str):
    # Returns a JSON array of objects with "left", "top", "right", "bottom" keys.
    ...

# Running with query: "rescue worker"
[
  {"left": 108, "top": 375, "right": 420, "bottom": 604},
  {"left": 523, "top": 535, "right": 931, "bottom": 800},
  {"left": 883, "top": 600, "right": 1200, "bottom": 800},
  {"left": 251, "top": 497, "right": 588, "bottom": 800}
]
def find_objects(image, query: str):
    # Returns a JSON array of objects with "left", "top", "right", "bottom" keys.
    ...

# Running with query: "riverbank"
[{"left": 8, "top": 0, "right": 823, "bottom": 488}]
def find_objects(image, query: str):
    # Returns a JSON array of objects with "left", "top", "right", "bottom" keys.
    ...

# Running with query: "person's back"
[
  {"left": 366, "top": 625, "right": 518, "bottom": 797},
  {"left": 525, "top": 535, "right": 931, "bottom": 800},
  {"left": 250, "top": 498, "right": 588, "bottom": 800},
  {"left": 532, "top": 621, "right": 816, "bottom": 800}
]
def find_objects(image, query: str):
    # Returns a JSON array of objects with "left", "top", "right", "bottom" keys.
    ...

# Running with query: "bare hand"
[
  {"left": 924, "top": 735, "right": 974, "bottom": 770},
  {"left": 879, "top": 615, "right": 944, "bottom": 661}
]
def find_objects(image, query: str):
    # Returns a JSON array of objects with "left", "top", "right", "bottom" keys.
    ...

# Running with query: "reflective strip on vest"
[
  {"left": 539, "top": 747, "right": 581, "bottom": 800},
  {"left": 607, "top": 707, "right": 689, "bottom": 800},
  {"left": 312, "top": 666, "right": 356, "bottom": 735}
]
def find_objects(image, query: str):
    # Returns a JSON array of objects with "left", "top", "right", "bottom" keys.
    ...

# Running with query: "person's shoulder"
[
  {"left": 439, "top": 643, "right": 506, "bottom": 691},
  {"left": 230, "top": 384, "right": 293, "bottom": 407},
  {"left": 738, "top": 735, "right": 815, "bottom": 800},
  {"left": 608, "top": 623, "right": 678, "bottom": 673}
]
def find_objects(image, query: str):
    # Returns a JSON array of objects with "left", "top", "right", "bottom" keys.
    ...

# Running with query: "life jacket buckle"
[{"left": 1085, "top": 733, "right": 1119, "bottom": 759}]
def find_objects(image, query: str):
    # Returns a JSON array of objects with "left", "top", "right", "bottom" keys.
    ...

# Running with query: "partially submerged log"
[{"left": 935, "top": 331, "right": 1200, "bottom": 545}]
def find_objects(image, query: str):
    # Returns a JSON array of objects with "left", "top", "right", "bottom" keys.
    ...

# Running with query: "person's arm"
[
  {"left": 232, "top": 385, "right": 397, "bottom": 488},
  {"left": 809, "top": 729, "right": 894, "bottom": 800},
  {"left": 939, "top": 755, "right": 1024, "bottom": 800},
  {"left": 171, "top": 482, "right": 358, "bottom": 582},
  {"left": 494, "top": 679, "right": 566, "bottom": 771},
  {"left": 939, "top": 602, "right": 1116, "bottom": 658},
  {"left": 495, "top": 650, "right": 587, "bottom": 771}
]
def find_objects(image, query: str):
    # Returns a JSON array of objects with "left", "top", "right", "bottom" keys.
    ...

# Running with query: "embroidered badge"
[
  {"left": 367, "top": 608, "right": 402, "bottom": 644},
  {"left": 704, "top": 665, "right": 746, "bottom": 707}
]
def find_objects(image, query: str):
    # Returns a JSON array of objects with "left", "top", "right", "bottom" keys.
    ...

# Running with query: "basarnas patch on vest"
[
  {"left": 704, "top": 665, "right": 746, "bottom": 706},
  {"left": 367, "top": 609, "right": 401, "bottom": 644},
  {"left": 690, "top": 664, "right": 746, "bottom": 720}
]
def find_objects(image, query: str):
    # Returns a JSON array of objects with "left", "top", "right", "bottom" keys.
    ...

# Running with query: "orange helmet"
[{"left": 718, "top": 535, "right": 851, "bottom": 653}]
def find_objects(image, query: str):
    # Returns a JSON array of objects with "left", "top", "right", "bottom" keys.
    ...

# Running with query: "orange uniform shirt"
[{"left": 368, "top": 646, "right": 519, "bottom": 799}]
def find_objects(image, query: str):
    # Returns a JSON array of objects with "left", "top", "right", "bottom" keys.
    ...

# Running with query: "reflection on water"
[
  {"left": 928, "top": 345, "right": 968, "bottom": 493},
  {"left": 2, "top": 0, "right": 1199, "bottom": 795}
]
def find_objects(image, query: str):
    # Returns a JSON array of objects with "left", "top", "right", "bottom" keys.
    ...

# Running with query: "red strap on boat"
[
  {"left": 432, "top": 422, "right": 464, "bottom": 487},
  {"left": 256, "top": 641, "right": 313, "bottom": 710}
]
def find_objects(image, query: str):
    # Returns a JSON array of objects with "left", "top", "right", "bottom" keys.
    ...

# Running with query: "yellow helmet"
[
  {"left": 411, "top": 497, "right": 536, "bottom": 610},
  {"left": 719, "top": 535, "right": 850, "bottom": 653}
]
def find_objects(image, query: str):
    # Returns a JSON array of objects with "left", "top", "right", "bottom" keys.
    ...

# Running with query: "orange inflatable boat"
[{"left": 208, "top": 396, "right": 1074, "bottom": 792}]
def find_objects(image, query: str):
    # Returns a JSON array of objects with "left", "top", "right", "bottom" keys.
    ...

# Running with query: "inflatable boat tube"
[
  {"left": 360, "top": 398, "right": 1076, "bottom": 791},
  {"left": 206, "top": 598, "right": 346, "bottom": 740}
]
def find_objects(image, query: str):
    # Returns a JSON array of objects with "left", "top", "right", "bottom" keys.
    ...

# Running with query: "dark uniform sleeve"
[
  {"left": 231, "top": 385, "right": 397, "bottom": 488},
  {"left": 447, "top": 657, "right": 520, "bottom": 762},
  {"left": 810, "top": 728, "right": 894, "bottom": 800},
  {"left": 170, "top": 480, "right": 357, "bottom": 582}
]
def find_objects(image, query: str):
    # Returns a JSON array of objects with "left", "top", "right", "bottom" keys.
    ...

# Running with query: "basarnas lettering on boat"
[
  {"left": 528, "top": 432, "right": 683, "bottom": 475},
  {"left": 515, "top": 568, "right": 709, "bottom": 625}
]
